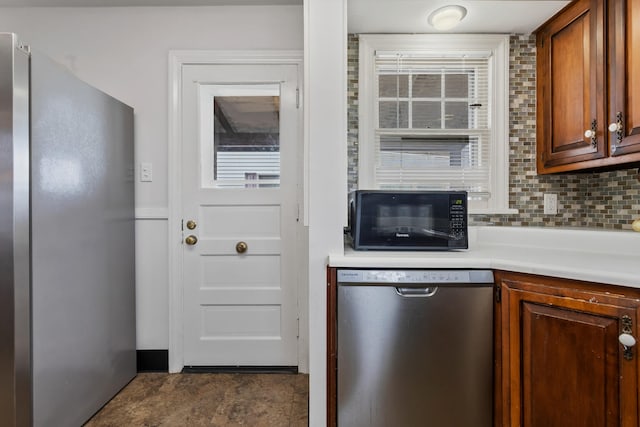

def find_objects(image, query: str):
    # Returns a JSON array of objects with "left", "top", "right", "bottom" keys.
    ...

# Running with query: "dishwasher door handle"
[{"left": 395, "top": 286, "right": 438, "bottom": 297}]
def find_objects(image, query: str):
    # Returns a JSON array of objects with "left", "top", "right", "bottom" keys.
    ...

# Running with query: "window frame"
[{"left": 358, "top": 34, "right": 516, "bottom": 214}]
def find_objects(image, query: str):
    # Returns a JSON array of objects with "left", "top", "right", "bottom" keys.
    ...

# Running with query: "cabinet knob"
[
  {"left": 608, "top": 122, "right": 621, "bottom": 133},
  {"left": 584, "top": 129, "right": 595, "bottom": 138},
  {"left": 619, "top": 333, "right": 636, "bottom": 348}
]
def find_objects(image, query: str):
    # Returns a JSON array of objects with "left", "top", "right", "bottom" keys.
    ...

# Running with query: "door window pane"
[{"left": 201, "top": 84, "right": 281, "bottom": 188}]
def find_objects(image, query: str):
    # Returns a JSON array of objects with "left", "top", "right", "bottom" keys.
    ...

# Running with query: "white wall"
[
  {"left": 305, "top": 0, "right": 347, "bottom": 425},
  {"left": 0, "top": 5, "right": 304, "bottom": 350}
]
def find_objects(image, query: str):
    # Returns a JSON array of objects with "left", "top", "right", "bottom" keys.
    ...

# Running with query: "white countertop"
[{"left": 328, "top": 226, "right": 640, "bottom": 288}]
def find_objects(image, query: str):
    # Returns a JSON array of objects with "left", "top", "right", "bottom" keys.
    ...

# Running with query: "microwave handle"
[{"left": 346, "top": 198, "right": 355, "bottom": 233}]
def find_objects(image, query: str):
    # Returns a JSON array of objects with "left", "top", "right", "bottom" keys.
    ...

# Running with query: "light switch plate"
[
  {"left": 544, "top": 193, "right": 557, "bottom": 215},
  {"left": 140, "top": 162, "right": 153, "bottom": 182}
]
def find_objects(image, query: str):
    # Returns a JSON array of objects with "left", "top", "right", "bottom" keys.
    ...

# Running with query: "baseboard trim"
[
  {"left": 137, "top": 350, "right": 169, "bottom": 372},
  {"left": 182, "top": 366, "right": 298, "bottom": 374}
]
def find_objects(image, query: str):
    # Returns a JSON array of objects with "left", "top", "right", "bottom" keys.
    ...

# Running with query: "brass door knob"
[
  {"left": 185, "top": 235, "right": 198, "bottom": 246},
  {"left": 186, "top": 220, "right": 197, "bottom": 230},
  {"left": 235, "top": 241, "right": 248, "bottom": 254}
]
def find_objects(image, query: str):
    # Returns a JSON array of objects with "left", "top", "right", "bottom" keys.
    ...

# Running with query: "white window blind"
[{"left": 373, "top": 51, "right": 492, "bottom": 199}]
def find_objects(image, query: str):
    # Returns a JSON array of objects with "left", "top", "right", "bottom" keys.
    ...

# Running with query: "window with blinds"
[
  {"left": 375, "top": 52, "right": 491, "bottom": 197},
  {"left": 358, "top": 34, "right": 512, "bottom": 213}
]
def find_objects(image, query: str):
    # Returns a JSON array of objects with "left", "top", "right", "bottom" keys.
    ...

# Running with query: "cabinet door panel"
[
  {"left": 550, "top": 14, "right": 591, "bottom": 154},
  {"left": 521, "top": 302, "right": 619, "bottom": 427},
  {"left": 537, "top": 0, "right": 606, "bottom": 170},
  {"left": 609, "top": 0, "right": 640, "bottom": 156}
]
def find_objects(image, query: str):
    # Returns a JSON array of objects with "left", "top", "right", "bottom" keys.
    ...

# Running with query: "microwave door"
[{"left": 351, "top": 190, "right": 468, "bottom": 250}]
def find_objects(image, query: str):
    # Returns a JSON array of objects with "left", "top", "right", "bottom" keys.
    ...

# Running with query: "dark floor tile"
[{"left": 84, "top": 373, "right": 308, "bottom": 427}]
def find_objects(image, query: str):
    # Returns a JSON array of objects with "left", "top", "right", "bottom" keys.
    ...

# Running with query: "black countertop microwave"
[{"left": 347, "top": 190, "right": 468, "bottom": 251}]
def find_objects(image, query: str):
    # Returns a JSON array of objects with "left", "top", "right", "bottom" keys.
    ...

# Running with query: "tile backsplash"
[{"left": 347, "top": 34, "right": 640, "bottom": 230}]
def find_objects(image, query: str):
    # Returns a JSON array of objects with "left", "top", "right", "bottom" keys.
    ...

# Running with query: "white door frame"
[{"left": 168, "top": 50, "right": 304, "bottom": 373}]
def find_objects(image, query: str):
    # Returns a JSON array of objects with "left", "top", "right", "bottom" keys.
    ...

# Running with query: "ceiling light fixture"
[{"left": 428, "top": 5, "right": 467, "bottom": 31}]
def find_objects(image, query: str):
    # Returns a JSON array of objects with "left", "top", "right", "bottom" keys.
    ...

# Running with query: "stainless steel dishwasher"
[{"left": 337, "top": 269, "right": 494, "bottom": 427}]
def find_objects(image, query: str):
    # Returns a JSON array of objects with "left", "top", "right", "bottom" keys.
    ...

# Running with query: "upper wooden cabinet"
[{"left": 536, "top": 0, "right": 640, "bottom": 173}]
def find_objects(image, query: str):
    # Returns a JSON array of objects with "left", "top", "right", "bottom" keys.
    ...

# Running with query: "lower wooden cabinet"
[{"left": 495, "top": 271, "right": 640, "bottom": 427}]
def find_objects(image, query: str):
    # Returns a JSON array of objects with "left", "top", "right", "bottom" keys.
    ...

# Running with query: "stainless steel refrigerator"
[{"left": 0, "top": 33, "right": 136, "bottom": 427}]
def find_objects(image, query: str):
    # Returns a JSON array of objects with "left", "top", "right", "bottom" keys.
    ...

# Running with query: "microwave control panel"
[{"left": 449, "top": 195, "right": 467, "bottom": 245}]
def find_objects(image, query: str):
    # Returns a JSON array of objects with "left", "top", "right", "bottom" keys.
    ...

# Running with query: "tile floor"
[{"left": 84, "top": 373, "right": 309, "bottom": 426}]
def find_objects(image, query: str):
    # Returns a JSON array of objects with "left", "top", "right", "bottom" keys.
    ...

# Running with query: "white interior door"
[{"left": 181, "top": 63, "right": 299, "bottom": 366}]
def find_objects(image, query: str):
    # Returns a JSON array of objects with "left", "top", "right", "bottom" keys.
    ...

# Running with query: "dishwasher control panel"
[{"left": 337, "top": 269, "right": 494, "bottom": 284}]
